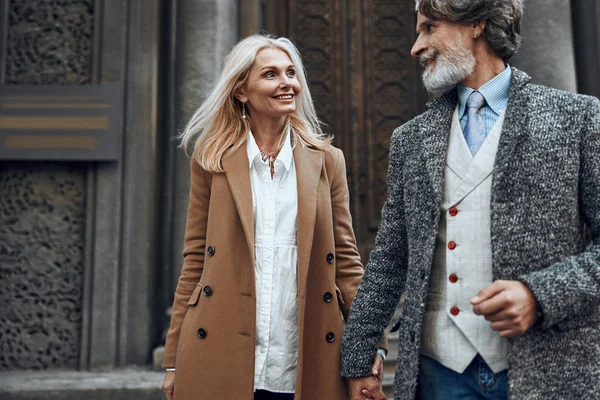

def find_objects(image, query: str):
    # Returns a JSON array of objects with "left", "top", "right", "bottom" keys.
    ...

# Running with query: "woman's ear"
[{"left": 234, "top": 86, "right": 247, "bottom": 103}]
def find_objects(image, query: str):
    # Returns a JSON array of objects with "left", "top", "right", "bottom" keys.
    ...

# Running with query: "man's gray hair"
[{"left": 414, "top": 0, "right": 524, "bottom": 61}]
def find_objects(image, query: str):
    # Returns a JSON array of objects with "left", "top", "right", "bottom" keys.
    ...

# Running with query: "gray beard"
[{"left": 421, "top": 37, "right": 476, "bottom": 94}]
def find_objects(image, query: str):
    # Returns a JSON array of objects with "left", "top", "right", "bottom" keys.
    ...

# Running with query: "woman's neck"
[{"left": 250, "top": 115, "right": 287, "bottom": 155}]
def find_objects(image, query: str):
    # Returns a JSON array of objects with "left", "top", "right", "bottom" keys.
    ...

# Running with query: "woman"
[{"left": 161, "top": 34, "right": 386, "bottom": 400}]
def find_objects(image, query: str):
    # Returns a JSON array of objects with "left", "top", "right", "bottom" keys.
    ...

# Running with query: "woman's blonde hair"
[{"left": 179, "top": 34, "right": 331, "bottom": 172}]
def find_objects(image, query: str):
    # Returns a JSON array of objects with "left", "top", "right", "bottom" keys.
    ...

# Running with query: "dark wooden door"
[{"left": 265, "top": 0, "right": 427, "bottom": 258}]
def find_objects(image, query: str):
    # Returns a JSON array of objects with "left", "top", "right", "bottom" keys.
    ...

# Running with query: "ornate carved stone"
[{"left": 5, "top": 0, "right": 94, "bottom": 85}]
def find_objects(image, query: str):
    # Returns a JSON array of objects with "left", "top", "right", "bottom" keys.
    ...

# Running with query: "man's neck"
[{"left": 460, "top": 51, "right": 506, "bottom": 90}]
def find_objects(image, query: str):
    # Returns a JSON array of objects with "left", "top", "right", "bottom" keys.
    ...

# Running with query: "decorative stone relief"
[
  {"left": 0, "top": 162, "right": 86, "bottom": 369},
  {"left": 5, "top": 0, "right": 95, "bottom": 85},
  {"left": 0, "top": 0, "right": 93, "bottom": 369}
]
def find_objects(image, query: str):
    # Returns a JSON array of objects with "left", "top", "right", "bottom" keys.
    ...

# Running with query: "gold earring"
[{"left": 242, "top": 103, "right": 247, "bottom": 119}]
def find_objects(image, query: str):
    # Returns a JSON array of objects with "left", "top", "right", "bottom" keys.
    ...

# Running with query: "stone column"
[
  {"left": 572, "top": 0, "right": 600, "bottom": 97},
  {"left": 167, "top": 0, "right": 238, "bottom": 305},
  {"left": 511, "top": 0, "right": 577, "bottom": 92}
]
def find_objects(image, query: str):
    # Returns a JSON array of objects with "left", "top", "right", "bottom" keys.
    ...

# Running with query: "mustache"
[{"left": 419, "top": 49, "right": 438, "bottom": 68}]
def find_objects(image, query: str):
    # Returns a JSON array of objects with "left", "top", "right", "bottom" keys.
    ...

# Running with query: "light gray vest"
[{"left": 420, "top": 106, "right": 508, "bottom": 373}]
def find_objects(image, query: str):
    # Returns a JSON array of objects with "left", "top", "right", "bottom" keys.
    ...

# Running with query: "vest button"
[
  {"left": 449, "top": 207, "right": 458, "bottom": 217},
  {"left": 326, "top": 253, "right": 334, "bottom": 263},
  {"left": 450, "top": 306, "right": 460, "bottom": 316},
  {"left": 323, "top": 292, "right": 333, "bottom": 303},
  {"left": 207, "top": 246, "right": 215, "bottom": 256},
  {"left": 449, "top": 273, "right": 458, "bottom": 283},
  {"left": 197, "top": 328, "right": 207, "bottom": 339},
  {"left": 203, "top": 286, "right": 213, "bottom": 296},
  {"left": 448, "top": 241, "right": 457, "bottom": 250},
  {"left": 325, "top": 332, "right": 335, "bottom": 343}
]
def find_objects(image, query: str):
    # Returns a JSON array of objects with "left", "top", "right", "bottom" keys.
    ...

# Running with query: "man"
[{"left": 341, "top": 1, "right": 600, "bottom": 399}]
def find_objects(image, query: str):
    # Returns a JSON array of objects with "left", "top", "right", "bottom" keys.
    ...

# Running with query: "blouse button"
[
  {"left": 448, "top": 241, "right": 457, "bottom": 250},
  {"left": 449, "top": 274, "right": 458, "bottom": 284},
  {"left": 449, "top": 207, "right": 458, "bottom": 217},
  {"left": 450, "top": 306, "right": 460, "bottom": 316}
]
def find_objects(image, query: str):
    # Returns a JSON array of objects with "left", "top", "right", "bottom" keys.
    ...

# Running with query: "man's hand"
[
  {"left": 471, "top": 280, "right": 538, "bottom": 338},
  {"left": 349, "top": 354, "right": 387, "bottom": 400},
  {"left": 162, "top": 371, "right": 175, "bottom": 400}
]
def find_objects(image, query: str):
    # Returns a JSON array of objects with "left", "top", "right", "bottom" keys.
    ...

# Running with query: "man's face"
[{"left": 411, "top": 12, "right": 476, "bottom": 93}]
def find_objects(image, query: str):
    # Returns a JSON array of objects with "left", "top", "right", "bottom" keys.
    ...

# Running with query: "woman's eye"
[
  {"left": 264, "top": 71, "right": 275, "bottom": 78},
  {"left": 287, "top": 70, "right": 296, "bottom": 77}
]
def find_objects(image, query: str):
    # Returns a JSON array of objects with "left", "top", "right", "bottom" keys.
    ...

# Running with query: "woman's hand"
[{"left": 162, "top": 371, "right": 176, "bottom": 400}]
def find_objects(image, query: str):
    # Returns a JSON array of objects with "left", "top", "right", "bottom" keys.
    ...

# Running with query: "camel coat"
[{"left": 163, "top": 142, "right": 385, "bottom": 399}]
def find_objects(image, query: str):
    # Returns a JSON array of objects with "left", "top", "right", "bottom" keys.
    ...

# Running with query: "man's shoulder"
[
  {"left": 524, "top": 83, "right": 600, "bottom": 113},
  {"left": 391, "top": 106, "right": 443, "bottom": 146}
]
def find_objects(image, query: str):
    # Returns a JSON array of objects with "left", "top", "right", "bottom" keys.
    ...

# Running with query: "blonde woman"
[{"left": 161, "top": 34, "right": 386, "bottom": 400}]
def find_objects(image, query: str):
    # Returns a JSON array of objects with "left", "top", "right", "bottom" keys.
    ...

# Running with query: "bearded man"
[{"left": 340, "top": 1, "right": 600, "bottom": 399}]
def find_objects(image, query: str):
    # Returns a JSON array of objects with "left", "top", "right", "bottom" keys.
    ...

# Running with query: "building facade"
[{"left": 0, "top": 0, "right": 598, "bottom": 398}]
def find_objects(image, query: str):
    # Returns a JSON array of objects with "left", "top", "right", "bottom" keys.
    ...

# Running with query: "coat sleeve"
[
  {"left": 519, "top": 97, "right": 600, "bottom": 329},
  {"left": 330, "top": 148, "right": 388, "bottom": 353},
  {"left": 162, "top": 157, "right": 211, "bottom": 368},
  {"left": 341, "top": 127, "right": 409, "bottom": 377}
]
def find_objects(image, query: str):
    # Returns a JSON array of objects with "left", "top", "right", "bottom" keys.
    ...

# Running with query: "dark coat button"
[
  {"left": 203, "top": 286, "right": 213, "bottom": 296},
  {"left": 325, "top": 332, "right": 335, "bottom": 343},
  {"left": 207, "top": 246, "right": 215, "bottom": 256},
  {"left": 326, "top": 253, "right": 334, "bottom": 263},
  {"left": 323, "top": 292, "right": 333, "bottom": 303},
  {"left": 197, "top": 328, "right": 207, "bottom": 339}
]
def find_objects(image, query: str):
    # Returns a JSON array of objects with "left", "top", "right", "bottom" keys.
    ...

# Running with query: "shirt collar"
[
  {"left": 457, "top": 65, "right": 512, "bottom": 118},
  {"left": 246, "top": 125, "right": 294, "bottom": 171}
]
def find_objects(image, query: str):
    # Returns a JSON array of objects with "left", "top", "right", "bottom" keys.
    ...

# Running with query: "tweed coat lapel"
[
  {"left": 222, "top": 143, "right": 255, "bottom": 267},
  {"left": 294, "top": 144, "right": 323, "bottom": 297},
  {"left": 421, "top": 90, "right": 457, "bottom": 210},
  {"left": 493, "top": 68, "right": 532, "bottom": 178}
]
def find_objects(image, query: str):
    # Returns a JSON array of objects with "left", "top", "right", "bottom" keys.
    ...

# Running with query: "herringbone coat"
[{"left": 341, "top": 68, "right": 600, "bottom": 399}]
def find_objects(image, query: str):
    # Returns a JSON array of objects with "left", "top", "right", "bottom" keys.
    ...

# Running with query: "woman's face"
[{"left": 238, "top": 48, "right": 301, "bottom": 120}]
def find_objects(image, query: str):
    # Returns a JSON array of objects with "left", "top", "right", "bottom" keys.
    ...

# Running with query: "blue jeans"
[{"left": 418, "top": 355, "right": 508, "bottom": 400}]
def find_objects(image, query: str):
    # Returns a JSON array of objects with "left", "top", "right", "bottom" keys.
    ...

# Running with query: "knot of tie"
[{"left": 467, "top": 91, "right": 485, "bottom": 111}]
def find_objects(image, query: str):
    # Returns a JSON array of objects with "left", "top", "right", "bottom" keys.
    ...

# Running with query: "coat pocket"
[{"left": 187, "top": 283, "right": 204, "bottom": 306}]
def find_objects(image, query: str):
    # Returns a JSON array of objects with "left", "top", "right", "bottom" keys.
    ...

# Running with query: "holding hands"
[{"left": 349, "top": 353, "right": 387, "bottom": 400}]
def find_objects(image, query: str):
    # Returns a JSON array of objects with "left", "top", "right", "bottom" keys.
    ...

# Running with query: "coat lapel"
[
  {"left": 422, "top": 90, "right": 457, "bottom": 211},
  {"left": 494, "top": 68, "right": 532, "bottom": 180},
  {"left": 222, "top": 143, "right": 255, "bottom": 266},
  {"left": 294, "top": 144, "right": 323, "bottom": 299}
]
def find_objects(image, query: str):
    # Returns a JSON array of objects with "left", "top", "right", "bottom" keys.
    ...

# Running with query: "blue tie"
[{"left": 464, "top": 91, "right": 487, "bottom": 155}]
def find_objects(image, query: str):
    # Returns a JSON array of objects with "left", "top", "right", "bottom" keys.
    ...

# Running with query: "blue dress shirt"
[{"left": 457, "top": 66, "right": 512, "bottom": 134}]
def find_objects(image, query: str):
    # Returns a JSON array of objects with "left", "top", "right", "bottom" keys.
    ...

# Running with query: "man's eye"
[{"left": 427, "top": 24, "right": 435, "bottom": 31}]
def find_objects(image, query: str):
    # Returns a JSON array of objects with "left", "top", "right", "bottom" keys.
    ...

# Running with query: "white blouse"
[{"left": 247, "top": 129, "right": 298, "bottom": 393}]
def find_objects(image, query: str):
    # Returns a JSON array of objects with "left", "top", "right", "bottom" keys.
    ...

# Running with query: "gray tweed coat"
[{"left": 341, "top": 68, "right": 600, "bottom": 399}]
